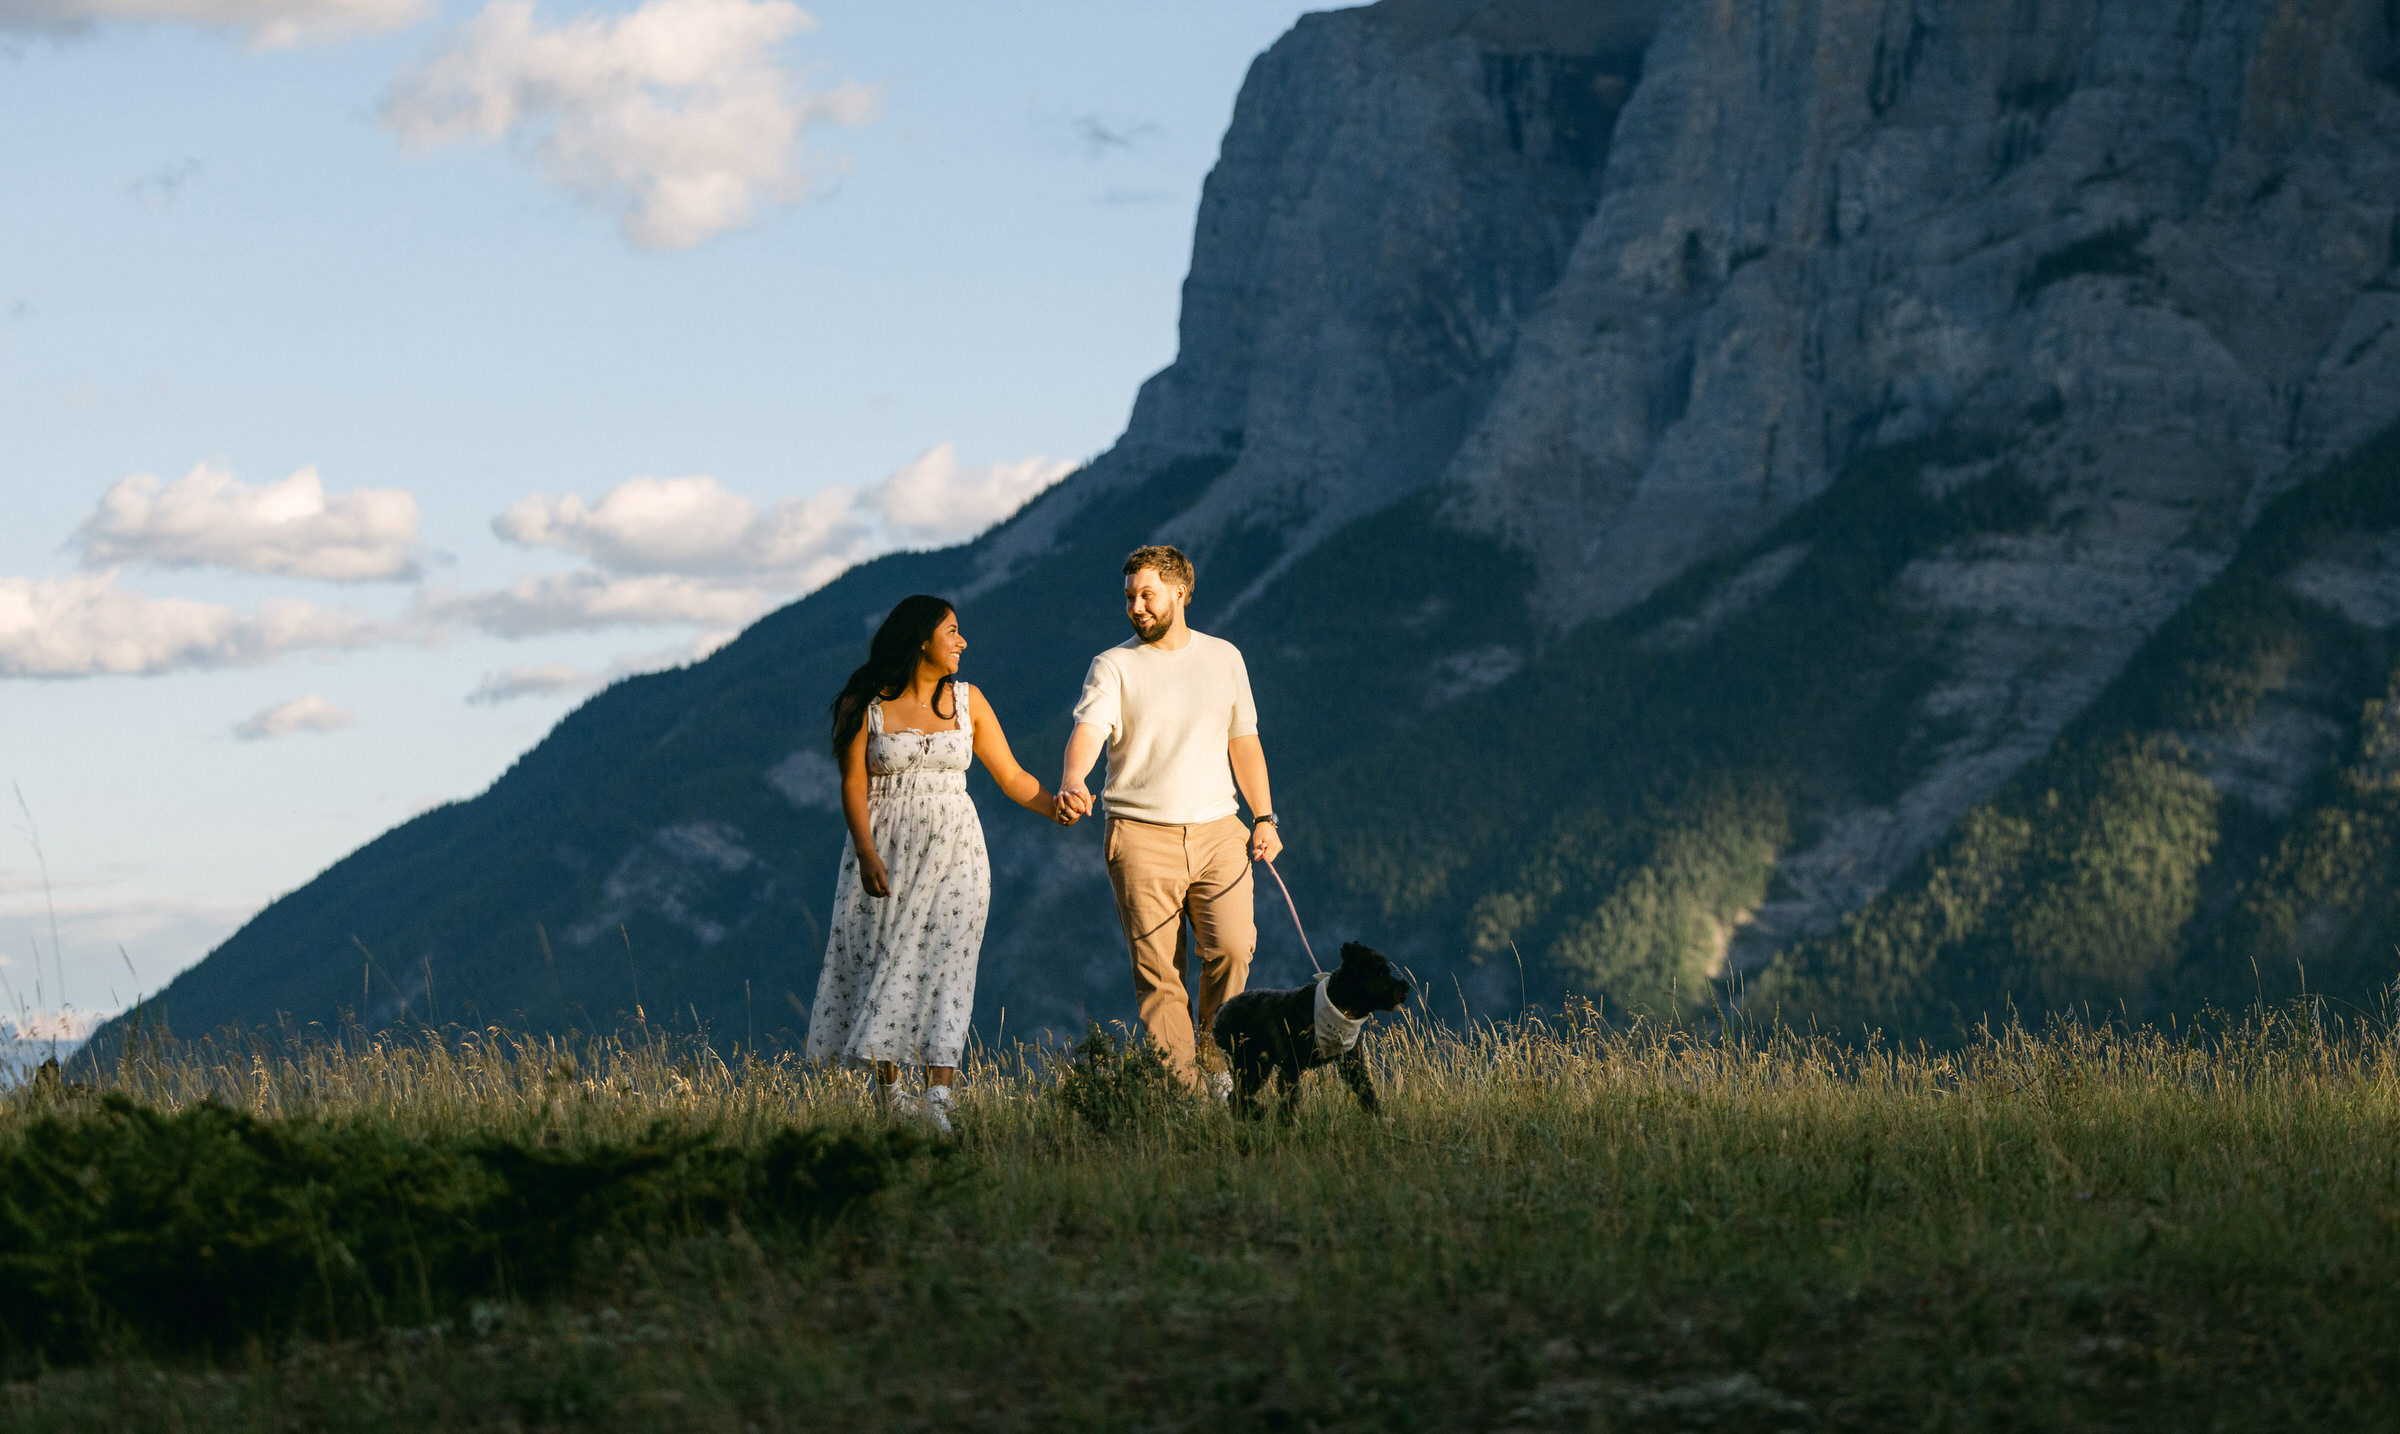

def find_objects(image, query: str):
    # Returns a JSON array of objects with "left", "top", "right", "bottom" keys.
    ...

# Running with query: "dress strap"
[
  {"left": 867, "top": 697, "right": 884, "bottom": 736},
  {"left": 955, "top": 682, "right": 972, "bottom": 735}
]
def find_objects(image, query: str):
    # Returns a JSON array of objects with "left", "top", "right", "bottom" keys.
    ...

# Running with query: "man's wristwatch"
[{"left": 1253, "top": 813, "right": 1277, "bottom": 825}]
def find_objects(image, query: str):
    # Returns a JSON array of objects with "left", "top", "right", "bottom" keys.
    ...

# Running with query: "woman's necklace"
[{"left": 890, "top": 683, "right": 948, "bottom": 730}]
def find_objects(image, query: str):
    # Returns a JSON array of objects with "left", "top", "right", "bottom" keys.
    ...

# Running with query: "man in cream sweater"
[{"left": 1059, "top": 544, "right": 1280, "bottom": 1090}]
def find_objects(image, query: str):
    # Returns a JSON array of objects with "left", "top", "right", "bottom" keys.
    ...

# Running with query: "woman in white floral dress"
[{"left": 808, "top": 595, "right": 1077, "bottom": 1132}]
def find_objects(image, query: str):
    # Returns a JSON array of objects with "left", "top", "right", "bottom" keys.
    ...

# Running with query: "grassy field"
[{"left": 4, "top": 1004, "right": 2396, "bottom": 1432}]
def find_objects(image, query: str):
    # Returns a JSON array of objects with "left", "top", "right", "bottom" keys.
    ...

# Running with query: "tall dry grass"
[{"left": 5, "top": 1001, "right": 2396, "bottom": 1431}]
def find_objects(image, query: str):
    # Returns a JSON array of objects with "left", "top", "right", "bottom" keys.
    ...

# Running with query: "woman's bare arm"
[
  {"left": 968, "top": 688, "right": 1065, "bottom": 818},
  {"left": 840, "top": 714, "right": 891, "bottom": 897}
]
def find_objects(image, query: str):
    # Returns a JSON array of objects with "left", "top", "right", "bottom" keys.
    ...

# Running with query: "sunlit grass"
[{"left": 5, "top": 1001, "right": 2396, "bottom": 1430}]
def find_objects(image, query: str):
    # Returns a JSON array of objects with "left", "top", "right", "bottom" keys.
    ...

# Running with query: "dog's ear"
[{"left": 1339, "top": 941, "right": 1388, "bottom": 969}]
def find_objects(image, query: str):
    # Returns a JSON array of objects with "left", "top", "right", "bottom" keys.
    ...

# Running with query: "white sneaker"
[
  {"left": 923, "top": 1085, "right": 955, "bottom": 1136},
  {"left": 1208, "top": 1070, "right": 1233, "bottom": 1103},
  {"left": 873, "top": 1079, "right": 917, "bottom": 1120}
]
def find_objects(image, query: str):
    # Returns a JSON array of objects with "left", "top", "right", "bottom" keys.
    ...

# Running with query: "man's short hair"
[{"left": 1123, "top": 544, "right": 1195, "bottom": 596}]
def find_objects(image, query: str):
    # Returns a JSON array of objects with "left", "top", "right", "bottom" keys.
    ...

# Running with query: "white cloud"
[
  {"left": 381, "top": 0, "right": 878, "bottom": 250},
  {"left": 231, "top": 693, "right": 355, "bottom": 741},
  {"left": 495, "top": 444, "right": 1071, "bottom": 577},
  {"left": 464, "top": 630, "right": 733, "bottom": 704},
  {"left": 421, "top": 569, "right": 769, "bottom": 638},
  {"left": 764, "top": 747, "right": 837, "bottom": 810},
  {"left": 5, "top": 440, "right": 1074, "bottom": 680},
  {"left": 0, "top": 572, "right": 395, "bottom": 678},
  {"left": 0, "top": 895, "right": 250, "bottom": 1017},
  {"left": 0, "top": 1010, "right": 107, "bottom": 1042},
  {"left": 493, "top": 473, "right": 867, "bottom": 578},
  {"left": 0, "top": 0, "right": 429, "bottom": 47},
  {"left": 0, "top": 1010, "right": 109, "bottom": 1077},
  {"left": 450, "top": 445, "right": 1071, "bottom": 641},
  {"left": 871, "top": 443, "right": 1075, "bottom": 545},
  {"left": 72, "top": 462, "right": 426, "bottom": 582},
  {"left": 466, "top": 660, "right": 589, "bottom": 705}
]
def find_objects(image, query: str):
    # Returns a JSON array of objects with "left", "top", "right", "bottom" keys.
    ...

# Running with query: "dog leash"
[{"left": 1259, "top": 857, "right": 1326, "bottom": 979}]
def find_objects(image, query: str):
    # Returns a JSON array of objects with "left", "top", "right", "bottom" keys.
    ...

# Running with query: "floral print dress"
[{"left": 807, "top": 683, "right": 991, "bottom": 1069}]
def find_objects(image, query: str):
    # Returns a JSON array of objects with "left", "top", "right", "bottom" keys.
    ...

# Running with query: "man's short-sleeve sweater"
[{"left": 1070, "top": 631, "right": 1259, "bottom": 825}]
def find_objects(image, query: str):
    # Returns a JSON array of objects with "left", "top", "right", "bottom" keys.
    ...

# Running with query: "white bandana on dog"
[{"left": 1312, "top": 974, "right": 1367, "bottom": 1059}]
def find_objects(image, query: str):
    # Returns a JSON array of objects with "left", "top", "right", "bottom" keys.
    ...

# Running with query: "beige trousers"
[{"left": 1104, "top": 814, "right": 1256, "bottom": 1085}]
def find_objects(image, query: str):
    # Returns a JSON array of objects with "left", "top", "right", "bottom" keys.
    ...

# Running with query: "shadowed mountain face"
[{"left": 94, "top": 0, "right": 2400, "bottom": 1061}]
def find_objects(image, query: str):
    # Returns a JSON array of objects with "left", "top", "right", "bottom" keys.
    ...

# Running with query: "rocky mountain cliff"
[{"left": 91, "top": 0, "right": 2400, "bottom": 1061}]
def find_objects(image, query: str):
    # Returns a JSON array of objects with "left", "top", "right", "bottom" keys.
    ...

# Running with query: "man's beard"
[{"left": 1130, "top": 608, "right": 1174, "bottom": 642}]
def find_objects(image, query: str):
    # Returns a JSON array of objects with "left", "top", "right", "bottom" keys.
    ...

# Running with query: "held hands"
[
  {"left": 1053, "top": 783, "right": 1095, "bottom": 826},
  {"left": 1250, "top": 819, "right": 1282, "bottom": 863}
]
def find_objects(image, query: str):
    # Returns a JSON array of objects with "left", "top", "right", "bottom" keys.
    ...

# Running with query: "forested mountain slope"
[{"left": 89, "top": 0, "right": 2400, "bottom": 1061}]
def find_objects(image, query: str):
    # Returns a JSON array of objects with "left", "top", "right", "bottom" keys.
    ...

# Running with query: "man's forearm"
[
  {"left": 1228, "top": 735, "right": 1273, "bottom": 818},
  {"left": 1229, "top": 734, "right": 1281, "bottom": 860},
  {"left": 1061, "top": 723, "right": 1107, "bottom": 791}
]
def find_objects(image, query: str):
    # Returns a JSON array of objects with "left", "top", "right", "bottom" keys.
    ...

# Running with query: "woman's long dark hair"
[{"left": 830, "top": 594, "right": 957, "bottom": 756}]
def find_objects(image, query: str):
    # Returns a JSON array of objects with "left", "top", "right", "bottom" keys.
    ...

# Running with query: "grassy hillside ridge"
[
  {"left": 1760, "top": 424, "right": 2400, "bottom": 1034},
  {"left": 14, "top": 1010, "right": 2398, "bottom": 1429}
]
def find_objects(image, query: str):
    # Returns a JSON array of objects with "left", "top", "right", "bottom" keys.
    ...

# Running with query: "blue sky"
[{"left": 0, "top": 0, "right": 1324, "bottom": 1029}]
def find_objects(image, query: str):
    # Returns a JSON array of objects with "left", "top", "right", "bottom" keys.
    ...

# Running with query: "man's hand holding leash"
[{"left": 1227, "top": 730, "right": 1278, "bottom": 862}]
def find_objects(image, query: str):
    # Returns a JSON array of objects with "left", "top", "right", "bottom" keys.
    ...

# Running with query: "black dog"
[{"left": 1211, "top": 942, "right": 1411, "bottom": 1120}]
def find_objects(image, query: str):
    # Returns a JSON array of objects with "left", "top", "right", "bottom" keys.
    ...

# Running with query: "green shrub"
[
  {"left": 1050, "top": 1025, "right": 1200, "bottom": 1135},
  {"left": 0, "top": 1094, "right": 933, "bottom": 1368}
]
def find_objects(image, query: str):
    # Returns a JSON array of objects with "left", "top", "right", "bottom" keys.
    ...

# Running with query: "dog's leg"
[
  {"left": 1270, "top": 1055, "right": 1306, "bottom": 1122},
  {"left": 1231, "top": 1051, "right": 1269, "bottom": 1121},
  {"left": 1336, "top": 1043, "right": 1379, "bottom": 1115},
  {"left": 1219, "top": 1032, "right": 1252, "bottom": 1118}
]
